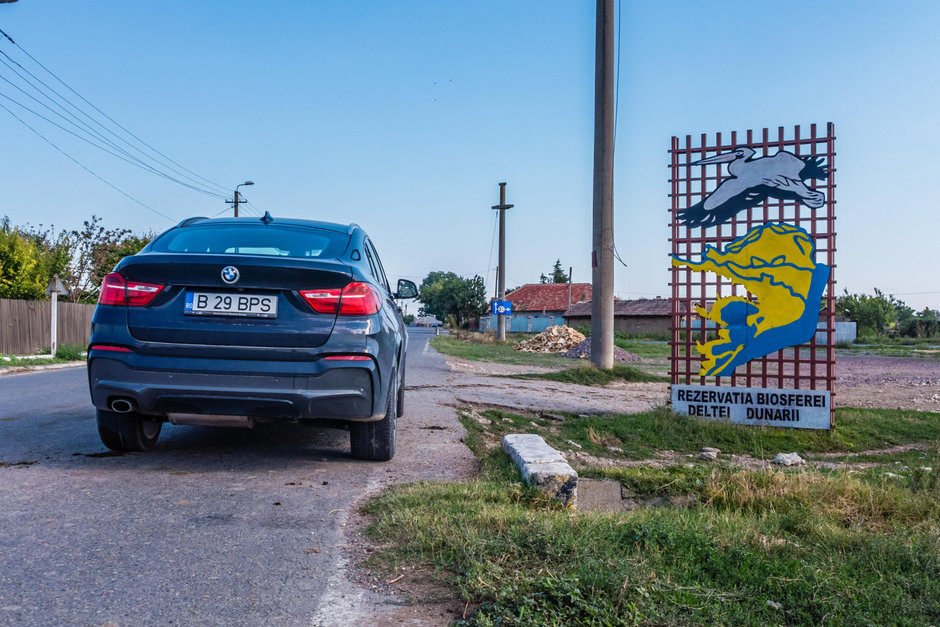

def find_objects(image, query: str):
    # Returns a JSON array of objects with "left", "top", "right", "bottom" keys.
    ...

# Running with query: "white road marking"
[{"left": 422, "top": 339, "right": 430, "bottom": 355}]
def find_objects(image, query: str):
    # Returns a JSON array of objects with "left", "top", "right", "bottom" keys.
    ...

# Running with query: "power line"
[
  {"left": 0, "top": 68, "right": 225, "bottom": 199},
  {"left": 0, "top": 27, "right": 232, "bottom": 198},
  {"left": 0, "top": 87, "right": 226, "bottom": 199},
  {"left": 245, "top": 201, "right": 266, "bottom": 217},
  {"left": 0, "top": 53, "right": 229, "bottom": 198},
  {"left": 0, "top": 101, "right": 175, "bottom": 222}
]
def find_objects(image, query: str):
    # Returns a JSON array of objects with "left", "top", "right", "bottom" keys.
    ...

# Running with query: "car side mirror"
[{"left": 395, "top": 279, "right": 418, "bottom": 299}]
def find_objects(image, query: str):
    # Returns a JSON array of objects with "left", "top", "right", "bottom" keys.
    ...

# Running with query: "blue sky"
[{"left": 1, "top": 1, "right": 937, "bottom": 310}]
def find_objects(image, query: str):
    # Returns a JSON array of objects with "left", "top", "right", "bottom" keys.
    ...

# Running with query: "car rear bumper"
[{"left": 88, "top": 355, "right": 382, "bottom": 422}]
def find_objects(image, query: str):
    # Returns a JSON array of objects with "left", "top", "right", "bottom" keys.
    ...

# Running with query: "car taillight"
[
  {"left": 300, "top": 282, "right": 382, "bottom": 315},
  {"left": 90, "top": 344, "right": 132, "bottom": 353},
  {"left": 98, "top": 273, "right": 164, "bottom": 307}
]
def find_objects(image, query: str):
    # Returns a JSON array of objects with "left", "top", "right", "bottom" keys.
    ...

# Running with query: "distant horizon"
[{"left": 1, "top": 1, "right": 937, "bottom": 310}]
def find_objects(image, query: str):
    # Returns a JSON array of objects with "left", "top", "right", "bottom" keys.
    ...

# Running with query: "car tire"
[
  {"left": 396, "top": 357, "right": 405, "bottom": 418},
  {"left": 96, "top": 409, "right": 162, "bottom": 452},
  {"left": 350, "top": 370, "right": 397, "bottom": 461}
]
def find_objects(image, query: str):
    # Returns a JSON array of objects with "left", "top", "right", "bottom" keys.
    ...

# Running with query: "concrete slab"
[{"left": 502, "top": 434, "right": 577, "bottom": 507}]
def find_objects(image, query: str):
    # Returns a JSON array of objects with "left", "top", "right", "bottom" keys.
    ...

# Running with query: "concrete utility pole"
[
  {"left": 591, "top": 0, "right": 615, "bottom": 369},
  {"left": 492, "top": 182, "right": 513, "bottom": 342},
  {"left": 568, "top": 266, "right": 573, "bottom": 307}
]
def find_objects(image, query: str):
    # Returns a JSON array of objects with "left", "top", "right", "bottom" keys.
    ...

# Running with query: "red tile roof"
[
  {"left": 563, "top": 298, "right": 677, "bottom": 317},
  {"left": 504, "top": 283, "right": 592, "bottom": 312}
]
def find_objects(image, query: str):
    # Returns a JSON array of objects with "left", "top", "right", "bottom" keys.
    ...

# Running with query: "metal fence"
[{"left": 0, "top": 299, "right": 94, "bottom": 355}]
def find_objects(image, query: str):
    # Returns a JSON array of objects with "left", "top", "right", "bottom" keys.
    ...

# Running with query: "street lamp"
[{"left": 231, "top": 180, "right": 254, "bottom": 217}]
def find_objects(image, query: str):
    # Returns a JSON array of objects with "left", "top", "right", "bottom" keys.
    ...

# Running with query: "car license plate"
[{"left": 184, "top": 292, "right": 278, "bottom": 318}]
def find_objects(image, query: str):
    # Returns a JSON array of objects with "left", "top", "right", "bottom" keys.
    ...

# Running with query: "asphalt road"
[{"left": 0, "top": 327, "right": 466, "bottom": 626}]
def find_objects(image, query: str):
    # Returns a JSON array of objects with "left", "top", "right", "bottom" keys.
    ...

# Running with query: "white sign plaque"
[{"left": 672, "top": 384, "right": 831, "bottom": 430}]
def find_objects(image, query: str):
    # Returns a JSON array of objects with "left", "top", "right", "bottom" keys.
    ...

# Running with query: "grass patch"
[
  {"left": 54, "top": 343, "right": 86, "bottom": 361},
  {"left": 0, "top": 348, "right": 85, "bottom": 368},
  {"left": 462, "top": 406, "right": 940, "bottom": 461},
  {"left": 367, "top": 406, "right": 940, "bottom": 624},
  {"left": 507, "top": 364, "right": 668, "bottom": 385},
  {"left": 365, "top": 466, "right": 940, "bottom": 625},
  {"left": 837, "top": 338, "right": 940, "bottom": 359},
  {"left": 614, "top": 335, "right": 670, "bottom": 359},
  {"left": 430, "top": 335, "right": 571, "bottom": 367}
]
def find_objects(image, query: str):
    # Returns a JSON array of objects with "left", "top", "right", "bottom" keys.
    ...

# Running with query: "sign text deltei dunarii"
[{"left": 672, "top": 384, "right": 830, "bottom": 430}]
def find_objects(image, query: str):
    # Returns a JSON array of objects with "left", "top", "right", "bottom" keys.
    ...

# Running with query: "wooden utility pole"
[
  {"left": 492, "top": 182, "right": 513, "bottom": 341},
  {"left": 591, "top": 0, "right": 615, "bottom": 369}
]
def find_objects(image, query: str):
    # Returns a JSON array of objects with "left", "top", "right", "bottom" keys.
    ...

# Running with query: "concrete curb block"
[{"left": 502, "top": 434, "right": 578, "bottom": 508}]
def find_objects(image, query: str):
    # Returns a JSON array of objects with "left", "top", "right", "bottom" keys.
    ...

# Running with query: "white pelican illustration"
[{"left": 677, "top": 147, "right": 828, "bottom": 228}]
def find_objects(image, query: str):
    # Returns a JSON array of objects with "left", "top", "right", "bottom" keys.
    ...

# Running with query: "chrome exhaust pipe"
[{"left": 110, "top": 398, "right": 134, "bottom": 413}]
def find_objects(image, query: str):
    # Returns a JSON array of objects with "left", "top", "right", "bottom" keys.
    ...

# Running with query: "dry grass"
[
  {"left": 586, "top": 426, "right": 623, "bottom": 449},
  {"left": 702, "top": 467, "right": 940, "bottom": 532}
]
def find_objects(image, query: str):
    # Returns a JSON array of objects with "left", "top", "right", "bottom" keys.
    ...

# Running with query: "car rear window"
[{"left": 149, "top": 225, "right": 348, "bottom": 259}]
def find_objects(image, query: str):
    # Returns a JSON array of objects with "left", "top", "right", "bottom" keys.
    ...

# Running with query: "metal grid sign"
[{"left": 669, "top": 124, "right": 836, "bottom": 429}]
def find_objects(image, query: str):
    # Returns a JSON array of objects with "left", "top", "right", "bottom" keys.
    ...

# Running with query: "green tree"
[
  {"left": 417, "top": 271, "right": 487, "bottom": 328},
  {"left": 0, "top": 218, "right": 47, "bottom": 299},
  {"left": 52, "top": 216, "right": 153, "bottom": 302},
  {"left": 0, "top": 216, "right": 153, "bottom": 302},
  {"left": 899, "top": 307, "right": 940, "bottom": 338},
  {"left": 836, "top": 288, "right": 899, "bottom": 336},
  {"left": 539, "top": 259, "right": 569, "bottom": 284},
  {"left": 90, "top": 232, "right": 153, "bottom": 289}
]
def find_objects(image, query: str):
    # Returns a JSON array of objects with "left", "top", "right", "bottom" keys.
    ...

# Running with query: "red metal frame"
[{"left": 669, "top": 124, "right": 837, "bottom": 427}]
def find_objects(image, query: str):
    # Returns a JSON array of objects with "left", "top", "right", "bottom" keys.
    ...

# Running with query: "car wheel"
[
  {"left": 96, "top": 409, "right": 162, "bottom": 452},
  {"left": 396, "top": 357, "right": 405, "bottom": 418},
  {"left": 350, "top": 370, "right": 397, "bottom": 461}
]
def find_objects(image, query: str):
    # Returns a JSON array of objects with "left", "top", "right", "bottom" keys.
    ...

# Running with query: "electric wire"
[
  {"left": 0, "top": 55, "right": 139, "bottom": 162},
  {"left": 610, "top": 0, "right": 629, "bottom": 273},
  {"left": 0, "top": 48, "right": 231, "bottom": 198},
  {"left": 0, "top": 68, "right": 226, "bottom": 199},
  {"left": 485, "top": 210, "right": 498, "bottom": 296},
  {"left": 245, "top": 200, "right": 265, "bottom": 217},
  {"left": 0, "top": 101, "right": 175, "bottom": 222},
  {"left": 0, "top": 87, "right": 226, "bottom": 199},
  {"left": 0, "top": 27, "right": 233, "bottom": 198}
]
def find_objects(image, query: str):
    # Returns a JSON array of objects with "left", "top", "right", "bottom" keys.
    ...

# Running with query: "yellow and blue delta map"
[{"left": 672, "top": 223, "right": 830, "bottom": 377}]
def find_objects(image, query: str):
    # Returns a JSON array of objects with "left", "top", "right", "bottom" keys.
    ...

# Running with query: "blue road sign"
[{"left": 491, "top": 300, "right": 512, "bottom": 315}]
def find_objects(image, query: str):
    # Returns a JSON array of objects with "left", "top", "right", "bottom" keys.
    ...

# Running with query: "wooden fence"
[{"left": 0, "top": 298, "right": 95, "bottom": 355}]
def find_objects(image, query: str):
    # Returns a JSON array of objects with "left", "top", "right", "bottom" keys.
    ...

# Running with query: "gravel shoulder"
[{"left": 444, "top": 353, "right": 940, "bottom": 415}]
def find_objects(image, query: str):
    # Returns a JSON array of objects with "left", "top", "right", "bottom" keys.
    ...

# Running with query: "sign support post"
[{"left": 45, "top": 275, "right": 68, "bottom": 357}]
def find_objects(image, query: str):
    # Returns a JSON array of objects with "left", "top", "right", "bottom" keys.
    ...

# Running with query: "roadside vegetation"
[
  {"left": 839, "top": 336, "right": 940, "bottom": 359},
  {"left": 1, "top": 215, "right": 152, "bottom": 303},
  {"left": 384, "top": 311, "right": 940, "bottom": 623},
  {"left": 463, "top": 406, "right": 940, "bottom": 462},
  {"left": 0, "top": 343, "right": 86, "bottom": 368},
  {"left": 429, "top": 331, "right": 670, "bottom": 376},
  {"left": 430, "top": 333, "right": 571, "bottom": 367},
  {"left": 365, "top": 406, "right": 940, "bottom": 625},
  {"left": 506, "top": 363, "right": 668, "bottom": 385}
]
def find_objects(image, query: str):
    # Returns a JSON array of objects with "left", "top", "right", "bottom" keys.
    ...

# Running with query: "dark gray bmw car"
[{"left": 87, "top": 214, "right": 417, "bottom": 461}]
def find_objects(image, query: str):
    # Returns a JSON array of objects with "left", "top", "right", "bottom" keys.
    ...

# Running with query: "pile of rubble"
[
  {"left": 564, "top": 339, "right": 640, "bottom": 363},
  {"left": 514, "top": 325, "right": 586, "bottom": 353}
]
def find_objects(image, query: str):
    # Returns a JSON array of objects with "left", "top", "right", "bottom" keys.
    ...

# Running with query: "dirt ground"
[
  {"left": 447, "top": 353, "right": 940, "bottom": 416},
  {"left": 832, "top": 354, "right": 940, "bottom": 412}
]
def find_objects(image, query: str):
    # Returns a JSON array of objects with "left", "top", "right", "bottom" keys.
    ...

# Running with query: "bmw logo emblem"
[{"left": 221, "top": 266, "right": 240, "bottom": 284}]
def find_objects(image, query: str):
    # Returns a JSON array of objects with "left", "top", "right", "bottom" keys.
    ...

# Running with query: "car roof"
[{"left": 175, "top": 216, "right": 360, "bottom": 235}]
